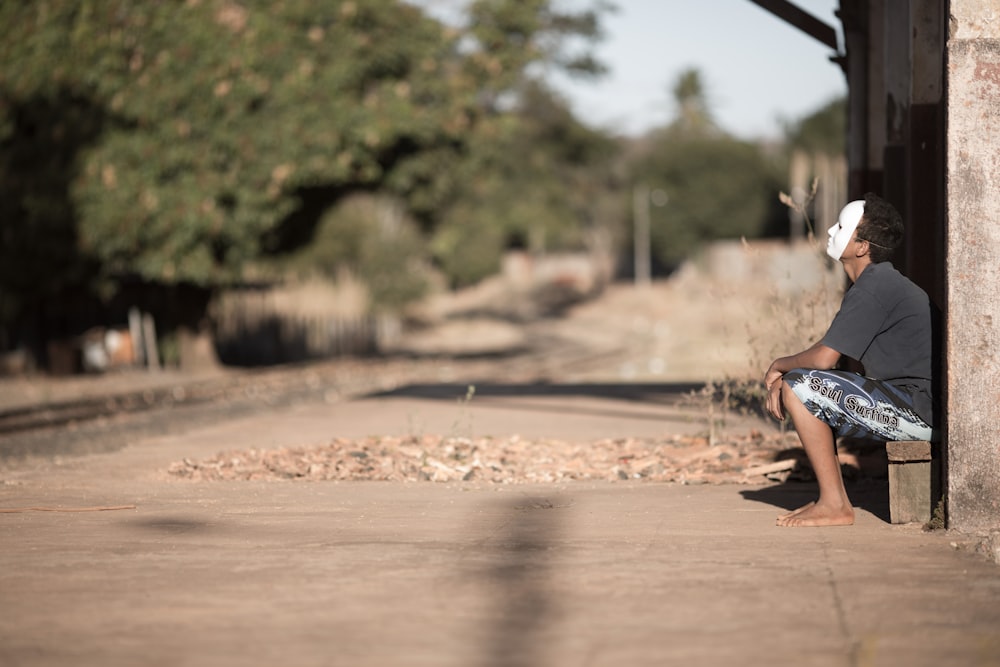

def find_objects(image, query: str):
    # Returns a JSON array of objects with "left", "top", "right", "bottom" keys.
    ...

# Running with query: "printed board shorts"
[{"left": 782, "top": 368, "right": 935, "bottom": 442}]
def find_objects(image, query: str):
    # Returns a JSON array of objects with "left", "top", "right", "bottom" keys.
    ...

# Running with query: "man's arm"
[
  {"left": 765, "top": 342, "right": 841, "bottom": 383},
  {"left": 764, "top": 342, "right": 841, "bottom": 420}
]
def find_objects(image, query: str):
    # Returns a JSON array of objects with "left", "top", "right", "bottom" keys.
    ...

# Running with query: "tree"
[
  {"left": 0, "top": 0, "right": 619, "bottom": 362},
  {"left": 282, "top": 193, "right": 431, "bottom": 312},
  {"left": 634, "top": 136, "right": 782, "bottom": 270},
  {"left": 463, "top": 0, "right": 611, "bottom": 99},
  {"left": 428, "top": 0, "right": 619, "bottom": 287},
  {"left": 0, "top": 91, "right": 106, "bottom": 329},
  {"left": 784, "top": 96, "right": 847, "bottom": 156},
  {"left": 669, "top": 68, "right": 717, "bottom": 136},
  {"left": 628, "top": 68, "right": 783, "bottom": 271},
  {"left": 0, "top": 0, "right": 472, "bottom": 345},
  {"left": 70, "top": 2, "right": 466, "bottom": 283},
  {"left": 431, "top": 80, "right": 621, "bottom": 287}
]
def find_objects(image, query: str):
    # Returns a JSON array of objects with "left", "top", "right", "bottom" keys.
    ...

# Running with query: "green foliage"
[
  {"left": 464, "top": 0, "right": 611, "bottom": 97},
  {"left": 420, "top": 1, "right": 619, "bottom": 288},
  {"left": 285, "top": 194, "right": 430, "bottom": 311},
  {"left": 784, "top": 96, "right": 847, "bottom": 156},
  {"left": 627, "top": 68, "right": 784, "bottom": 270},
  {"left": 432, "top": 80, "right": 621, "bottom": 287},
  {"left": 1, "top": 0, "right": 469, "bottom": 294},
  {"left": 670, "top": 68, "right": 717, "bottom": 136},
  {"left": 0, "top": 91, "right": 105, "bottom": 314},
  {"left": 431, "top": 208, "right": 506, "bottom": 288},
  {"left": 633, "top": 134, "right": 781, "bottom": 269},
  {"left": 1, "top": 0, "right": 619, "bottom": 334},
  {"left": 0, "top": 0, "right": 840, "bottom": 347}
]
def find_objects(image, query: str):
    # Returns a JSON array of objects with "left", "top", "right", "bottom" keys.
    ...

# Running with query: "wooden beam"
[{"left": 748, "top": 0, "right": 839, "bottom": 51}]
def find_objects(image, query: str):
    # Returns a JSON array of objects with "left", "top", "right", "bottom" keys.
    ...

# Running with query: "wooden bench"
[{"left": 886, "top": 440, "right": 941, "bottom": 524}]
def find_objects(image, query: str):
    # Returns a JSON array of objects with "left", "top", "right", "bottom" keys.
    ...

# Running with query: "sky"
[
  {"left": 417, "top": 0, "right": 847, "bottom": 140},
  {"left": 548, "top": 0, "right": 847, "bottom": 139}
]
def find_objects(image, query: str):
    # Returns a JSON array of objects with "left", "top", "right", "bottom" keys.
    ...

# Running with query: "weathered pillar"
[{"left": 945, "top": 0, "right": 1000, "bottom": 533}]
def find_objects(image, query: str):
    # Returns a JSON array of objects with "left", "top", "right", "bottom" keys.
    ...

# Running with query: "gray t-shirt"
[{"left": 821, "top": 262, "right": 938, "bottom": 425}]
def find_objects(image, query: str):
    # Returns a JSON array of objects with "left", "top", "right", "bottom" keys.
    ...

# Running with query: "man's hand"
[
  {"left": 764, "top": 365, "right": 785, "bottom": 421},
  {"left": 762, "top": 344, "right": 841, "bottom": 422}
]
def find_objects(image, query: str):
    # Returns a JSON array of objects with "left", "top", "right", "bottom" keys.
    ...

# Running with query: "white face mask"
[{"left": 827, "top": 200, "right": 865, "bottom": 261}]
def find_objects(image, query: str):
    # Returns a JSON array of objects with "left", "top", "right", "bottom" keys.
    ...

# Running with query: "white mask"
[{"left": 827, "top": 200, "right": 865, "bottom": 261}]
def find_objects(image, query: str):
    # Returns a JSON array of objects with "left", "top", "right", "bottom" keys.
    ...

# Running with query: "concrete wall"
[{"left": 946, "top": 0, "right": 1000, "bottom": 533}]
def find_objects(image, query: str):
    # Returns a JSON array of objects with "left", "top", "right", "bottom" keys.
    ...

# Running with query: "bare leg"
[{"left": 775, "top": 381, "right": 855, "bottom": 527}]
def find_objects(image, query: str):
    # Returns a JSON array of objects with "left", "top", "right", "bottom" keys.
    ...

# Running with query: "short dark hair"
[{"left": 858, "top": 192, "right": 903, "bottom": 263}]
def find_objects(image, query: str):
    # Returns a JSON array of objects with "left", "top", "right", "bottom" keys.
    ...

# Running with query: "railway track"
[
  {"left": 0, "top": 357, "right": 407, "bottom": 440},
  {"left": 0, "top": 384, "right": 222, "bottom": 436},
  {"left": 0, "top": 329, "right": 703, "bottom": 461}
]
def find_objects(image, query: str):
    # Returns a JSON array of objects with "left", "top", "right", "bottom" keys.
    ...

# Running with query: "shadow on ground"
[
  {"left": 369, "top": 381, "right": 713, "bottom": 428},
  {"left": 477, "top": 495, "right": 565, "bottom": 667},
  {"left": 740, "top": 477, "right": 891, "bottom": 524},
  {"left": 371, "top": 382, "right": 706, "bottom": 403}
]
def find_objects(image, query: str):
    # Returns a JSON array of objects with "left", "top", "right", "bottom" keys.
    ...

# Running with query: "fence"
[{"left": 211, "top": 282, "right": 379, "bottom": 366}]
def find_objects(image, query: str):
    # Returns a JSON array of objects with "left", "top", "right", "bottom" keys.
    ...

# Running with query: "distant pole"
[
  {"left": 633, "top": 183, "right": 651, "bottom": 288},
  {"left": 789, "top": 150, "right": 809, "bottom": 239},
  {"left": 128, "top": 307, "right": 145, "bottom": 366},
  {"left": 142, "top": 313, "right": 161, "bottom": 372}
]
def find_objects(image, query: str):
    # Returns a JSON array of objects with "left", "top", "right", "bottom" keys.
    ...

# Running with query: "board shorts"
[{"left": 782, "top": 368, "right": 935, "bottom": 442}]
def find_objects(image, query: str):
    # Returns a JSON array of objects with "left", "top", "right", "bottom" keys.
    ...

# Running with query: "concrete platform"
[{"left": 2, "top": 391, "right": 999, "bottom": 666}]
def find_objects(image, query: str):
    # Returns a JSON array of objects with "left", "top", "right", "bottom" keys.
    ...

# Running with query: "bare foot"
[
  {"left": 776, "top": 501, "right": 815, "bottom": 522},
  {"left": 776, "top": 502, "right": 854, "bottom": 527}
]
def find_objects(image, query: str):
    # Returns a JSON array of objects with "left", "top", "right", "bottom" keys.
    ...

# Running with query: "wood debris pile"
[{"left": 168, "top": 431, "right": 809, "bottom": 485}]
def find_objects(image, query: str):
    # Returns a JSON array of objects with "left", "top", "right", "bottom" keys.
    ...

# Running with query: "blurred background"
[{"left": 0, "top": 0, "right": 846, "bottom": 381}]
